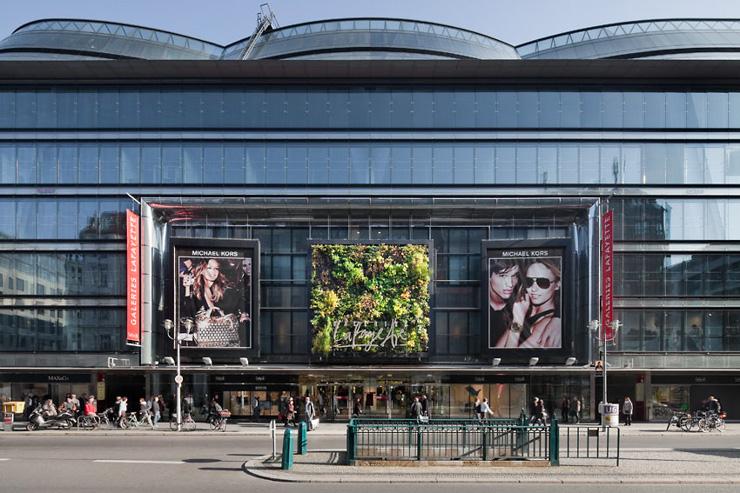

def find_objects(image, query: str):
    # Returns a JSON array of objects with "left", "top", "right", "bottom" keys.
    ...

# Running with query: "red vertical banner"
[
  {"left": 601, "top": 210, "right": 614, "bottom": 342},
  {"left": 126, "top": 210, "right": 140, "bottom": 344}
]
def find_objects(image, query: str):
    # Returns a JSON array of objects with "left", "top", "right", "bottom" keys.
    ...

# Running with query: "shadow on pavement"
[{"left": 676, "top": 448, "right": 740, "bottom": 459}]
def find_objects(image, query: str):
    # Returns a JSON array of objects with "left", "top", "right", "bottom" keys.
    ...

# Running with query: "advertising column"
[{"left": 126, "top": 210, "right": 140, "bottom": 345}]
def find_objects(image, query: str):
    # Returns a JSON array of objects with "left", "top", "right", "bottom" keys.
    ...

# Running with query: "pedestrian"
[
  {"left": 473, "top": 397, "right": 482, "bottom": 419},
  {"left": 304, "top": 396, "right": 316, "bottom": 431},
  {"left": 84, "top": 396, "right": 96, "bottom": 416},
  {"left": 561, "top": 397, "right": 570, "bottom": 423},
  {"left": 704, "top": 395, "right": 721, "bottom": 414},
  {"left": 410, "top": 396, "right": 422, "bottom": 420},
  {"left": 622, "top": 396, "right": 633, "bottom": 426},
  {"left": 118, "top": 396, "right": 128, "bottom": 427},
  {"left": 139, "top": 397, "right": 153, "bottom": 427},
  {"left": 285, "top": 397, "right": 295, "bottom": 427},
  {"left": 151, "top": 395, "right": 161, "bottom": 428},
  {"left": 420, "top": 394, "right": 430, "bottom": 417},
  {"left": 478, "top": 398, "right": 494, "bottom": 421},
  {"left": 569, "top": 396, "right": 582, "bottom": 423},
  {"left": 352, "top": 396, "right": 362, "bottom": 417},
  {"left": 252, "top": 394, "right": 260, "bottom": 420}
]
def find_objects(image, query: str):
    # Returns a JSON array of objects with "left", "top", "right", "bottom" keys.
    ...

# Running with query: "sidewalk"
[
  {"left": 2, "top": 420, "right": 737, "bottom": 436},
  {"left": 244, "top": 446, "right": 740, "bottom": 484}
]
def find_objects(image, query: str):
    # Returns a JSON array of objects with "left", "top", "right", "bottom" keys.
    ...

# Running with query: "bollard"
[
  {"left": 549, "top": 415, "right": 559, "bottom": 466},
  {"left": 269, "top": 419, "right": 277, "bottom": 459},
  {"left": 297, "top": 421, "right": 308, "bottom": 455},
  {"left": 281, "top": 428, "right": 294, "bottom": 470}
]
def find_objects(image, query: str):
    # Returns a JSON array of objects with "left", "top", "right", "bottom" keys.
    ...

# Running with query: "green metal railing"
[
  {"left": 562, "top": 425, "right": 621, "bottom": 466},
  {"left": 346, "top": 416, "right": 558, "bottom": 464}
]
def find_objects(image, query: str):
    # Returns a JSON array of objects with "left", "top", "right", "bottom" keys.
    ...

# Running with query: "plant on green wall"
[{"left": 310, "top": 244, "right": 431, "bottom": 356}]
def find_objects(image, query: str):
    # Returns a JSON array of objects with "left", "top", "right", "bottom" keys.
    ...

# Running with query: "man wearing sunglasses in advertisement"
[{"left": 495, "top": 258, "right": 562, "bottom": 349}]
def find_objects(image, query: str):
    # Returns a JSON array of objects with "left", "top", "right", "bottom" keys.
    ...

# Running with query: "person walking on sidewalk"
[
  {"left": 151, "top": 395, "right": 161, "bottom": 428},
  {"left": 304, "top": 396, "right": 316, "bottom": 431},
  {"left": 622, "top": 396, "right": 634, "bottom": 426}
]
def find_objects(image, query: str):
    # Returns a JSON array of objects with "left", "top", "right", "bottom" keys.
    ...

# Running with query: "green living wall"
[{"left": 310, "top": 244, "right": 431, "bottom": 356}]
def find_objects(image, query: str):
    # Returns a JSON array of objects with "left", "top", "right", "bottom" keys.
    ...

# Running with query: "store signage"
[
  {"left": 601, "top": 210, "right": 614, "bottom": 342},
  {"left": 126, "top": 210, "right": 140, "bottom": 345},
  {"left": 0, "top": 373, "right": 90, "bottom": 383},
  {"left": 330, "top": 319, "right": 405, "bottom": 351}
]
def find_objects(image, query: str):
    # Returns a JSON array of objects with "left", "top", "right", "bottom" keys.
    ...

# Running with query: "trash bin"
[
  {"left": 602, "top": 403, "right": 620, "bottom": 426},
  {"left": 3, "top": 412, "right": 13, "bottom": 432}
]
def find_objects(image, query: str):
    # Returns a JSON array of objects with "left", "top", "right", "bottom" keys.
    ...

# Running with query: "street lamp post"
[
  {"left": 590, "top": 319, "right": 622, "bottom": 427},
  {"left": 164, "top": 318, "right": 194, "bottom": 432}
]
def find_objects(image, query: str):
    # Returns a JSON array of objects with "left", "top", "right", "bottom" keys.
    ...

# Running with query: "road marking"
[
  {"left": 0, "top": 459, "right": 10, "bottom": 462},
  {"left": 93, "top": 460, "right": 184, "bottom": 465}
]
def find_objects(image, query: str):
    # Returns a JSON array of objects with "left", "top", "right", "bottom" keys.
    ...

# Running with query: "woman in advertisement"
[
  {"left": 495, "top": 258, "right": 561, "bottom": 349},
  {"left": 180, "top": 257, "right": 249, "bottom": 347},
  {"left": 488, "top": 258, "right": 523, "bottom": 348}
]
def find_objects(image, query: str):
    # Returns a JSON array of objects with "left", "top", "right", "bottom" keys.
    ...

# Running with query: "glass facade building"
[{"left": 1, "top": 17, "right": 739, "bottom": 421}]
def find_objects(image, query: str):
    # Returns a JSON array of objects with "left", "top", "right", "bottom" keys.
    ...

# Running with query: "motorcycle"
[{"left": 25, "top": 406, "right": 77, "bottom": 431}]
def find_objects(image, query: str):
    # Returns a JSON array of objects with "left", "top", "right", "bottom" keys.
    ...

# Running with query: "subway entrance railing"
[{"left": 345, "top": 417, "right": 620, "bottom": 466}]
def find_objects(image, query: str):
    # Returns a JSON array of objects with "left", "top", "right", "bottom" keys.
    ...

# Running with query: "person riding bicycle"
[
  {"left": 84, "top": 396, "right": 96, "bottom": 416},
  {"left": 703, "top": 395, "right": 721, "bottom": 414},
  {"left": 208, "top": 397, "right": 223, "bottom": 423}
]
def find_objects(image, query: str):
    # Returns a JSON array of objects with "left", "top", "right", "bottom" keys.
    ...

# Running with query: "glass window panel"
[
  {"left": 558, "top": 145, "right": 578, "bottom": 183},
  {"left": 370, "top": 146, "right": 391, "bottom": 184},
  {"left": 0, "top": 144, "right": 14, "bottom": 184},
  {"left": 348, "top": 90, "right": 370, "bottom": 128},
  {"left": 349, "top": 146, "right": 369, "bottom": 184},
  {"left": 286, "top": 146, "right": 308, "bottom": 184},
  {"left": 602, "top": 92, "right": 623, "bottom": 127},
  {"left": 78, "top": 200, "right": 99, "bottom": 239},
  {"left": 496, "top": 92, "right": 516, "bottom": 126},
  {"left": 182, "top": 145, "right": 203, "bottom": 182},
  {"left": 140, "top": 145, "right": 161, "bottom": 184},
  {"left": 454, "top": 147, "right": 474, "bottom": 184},
  {"left": 580, "top": 92, "right": 601, "bottom": 127},
  {"left": 37, "top": 200, "right": 57, "bottom": 239},
  {"left": 392, "top": 145, "right": 412, "bottom": 183},
  {"left": 476, "top": 90, "right": 496, "bottom": 127},
  {"left": 57, "top": 200, "right": 77, "bottom": 239},
  {"left": 645, "top": 92, "right": 666, "bottom": 128},
  {"left": 455, "top": 91, "right": 475, "bottom": 127},
  {"left": 369, "top": 90, "right": 392, "bottom": 128},
  {"left": 643, "top": 311, "right": 662, "bottom": 351},
  {"left": 579, "top": 146, "right": 599, "bottom": 184},
  {"left": 664, "top": 255, "right": 686, "bottom": 296},
  {"left": 663, "top": 311, "right": 683, "bottom": 351},
  {"left": 203, "top": 144, "right": 224, "bottom": 184},
  {"left": 308, "top": 146, "right": 329, "bottom": 184},
  {"left": 391, "top": 90, "right": 412, "bottom": 127},
  {"left": 224, "top": 145, "right": 245, "bottom": 183},
  {"left": 685, "top": 146, "right": 704, "bottom": 184},
  {"left": 433, "top": 146, "right": 453, "bottom": 184},
  {"left": 120, "top": 144, "right": 140, "bottom": 184},
  {"left": 474, "top": 145, "right": 494, "bottom": 184},
  {"left": 161, "top": 145, "right": 182, "bottom": 183},
  {"left": 0, "top": 91, "right": 14, "bottom": 128},
  {"left": 16, "top": 200, "right": 36, "bottom": 239},
  {"left": 118, "top": 90, "right": 140, "bottom": 127},
  {"left": 433, "top": 90, "right": 454, "bottom": 127},
  {"left": 79, "top": 144, "right": 98, "bottom": 183},
  {"left": 539, "top": 91, "right": 560, "bottom": 127},
  {"left": 623, "top": 91, "right": 644, "bottom": 127},
  {"left": 665, "top": 92, "right": 687, "bottom": 128},
  {"left": 560, "top": 91, "right": 580, "bottom": 127},
  {"left": 705, "top": 311, "right": 724, "bottom": 351},
  {"left": 729, "top": 93, "right": 740, "bottom": 129},
  {"left": 37, "top": 144, "right": 57, "bottom": 184},
  {"left": 517, "top": 92, "right": 538, "bottom": 127},
  {"left": 687, "top": 93, "right": 708, "bottom": 128},
  {"left": 685, "top": 253, "right": 706, "bottom": 295},
  {"left": 16, "top": 146, "right": 36, "bottom": 184},
  {"left": 328, "top": 147, "right": 349, "bottom": 184},
  {"left": 97, "top": 90, "right": 119, "bottom": 127},
  {"left": 705, "top": 146, "right": 725, "bottom": 184},
  {"left": 0, "top": 200, "right": 16, "bottom": 238},
  {"left": 537, "top": 146, "right": 557, "bottom": 184},
  {"left": 622, "top": 145, "right": 642, "bottom": 183},
  {"left": 271, "top": 311, "right": 291, "bottom": 353},
  {"left": 685, "top": 311, "right": 704, "bottom": 351},
  {"left": 99, "top": 144, "right": 119, "bottom": 184},
  {"left": 727, "top": 146, "right": 740, "bottom": 184},
  {"left": 412, "top": 91, "right": 433, "bottom": 128},
  {"left": 413, "top": 146, "right": 432, "bottom": 183},
  {"left": 727, "top": 255, "right": 740, "bottom": 295},
  {"left": 707, "top": 92, "right": 729, "bottom": 128},
  {"left": 600, "top": 146, "right": 620, "bottom": 185},
  {"left": 665, "top": 144, "right": 684, "bottom": 184},
  {"left": 496, "top": 146, "right": 516, "bottom": 183}
]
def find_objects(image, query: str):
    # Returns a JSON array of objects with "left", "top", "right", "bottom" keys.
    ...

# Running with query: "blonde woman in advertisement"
[{"left": 495, "top": 258, "right": 561, "bottom": 349}]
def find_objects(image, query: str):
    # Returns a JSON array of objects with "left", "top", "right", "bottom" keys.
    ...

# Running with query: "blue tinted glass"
[
  {"left": 623, "top": 92, "right": 643, "bottom": 128},
  {"left": 0, "top": 145, "right": 15, "bottom": 184},
  {"left": 58, "top": 200, "right": 78, "bottom": 239},
  {"left": 708, "top": 93, "right": 729, "bottom": 128},
  {"left": 495, "top": 147, "right": 515, "bottom": 183},
  {"left": 99, "top": 145, "right": 119, "bottom": 184},
  {"left": 223, "top": 145, "right": 244, "bottom": 183},
  {"left": 433, "top": 146, "right": 454, "bottom": 184},
  {"left": 328, "top": 147, "right": 349, "bottom": 184},
  {"left": 517, "top": 92, "right": 538, "bottom": 127},
  {"left": 580, "top": 146, "right": 599, "bottom": 183},
  {"left": 245, "top": 146, "right": 264, "bottom": 183},
  {"left": 308, "top": 146, "right": 328, "bottom": 184},
  {"left": 666, "top": 93, "right": 687, "bottom": 128},
  {"left": 37, "top": 200, "right": 57, "bottom": 238},
  {"left": 0, "top": 200, "right": 16, "bottom": 238},
  {"left": 16, "top": 146, "right": 36, "bottom": 184},
  {"left": 455, "top": 91, "right": 475, "bottom": 127},
  {"left": 162, "top": 146, "right": 182, "bottom": 183},
  {"left": 182, "top": 146, "right": 203, "bottom": 182},
  {"left": 350, "top": 146, "right": 370, "bottom": 183},
  {"left": 392, "top": 146, "right": 412, "bottom": 183},
  {"left": 265, "top": 147, "right": 285, "bottom": 183},
  {"left": 454, "top": 147, "right": 474, "bottom": 184},
  {"left": 644, "top": 93, "right": 666, "bottom": 128},
  {"left": 602, "top": 92, "right": 623, "bottom": 128},
  {"left": 97, "top": 91, "right": 119, "bottom": 127},
  {"left": 413, "top": 91, "right": 434, "bottom": 128},
  {"left": 36, "top": 90, "right": 56, "bottom": 128},
  {"left": 203, "top": 144, "right": 224, "bottom": 184},
  {"left": 433, "top": 91, "right": 454, "bottom": 128},
  {"left": 286, "top": 146, "right": 308, "bottom": 184},
  {"left": 15, "top": 92, "right": 36, "bottom": 128},
  {"left": 516, "top": 146, "right": 537, "bottom": 184},
  {"left": 391, "top": 90, "right": 412, "bottom": 127},
  {"left": 560, "top": 92, "right": 580, "bottom": 127},
  {"left": 348, "top": 91, "right": 370, "bottom": 128},
  {"left": 539, "top": 92, "right": 560, "bottom": 127},
  {"left": 0, "top": 91, "right": 14, "bottom": 127},
  {"left": 58, "top": 145, "right": 78, "bottom": 184},
  {"left": 581, "top": 92, "right": 601, "bottom": 127},
  {"left": 78, "top": 145, "right": 98, "bottom": 184},
  {"left": 413, "top": 146, "right": 432, "bottom": 183},
  {"left": 474, "top": 145, "right": 494, "bottom": 184},
  {"left": 16, "top": 200, "right": 36, "bottom": 239},
  {"left": 119, "top": 91, "right": 140, "bottom": 127},
  {"left": 370, "top": 146, "right": 391, "bottom": 184},
  {"left": 120, "top": 145, "right": 140, "bottom": 184},
  {"left": 687, "top": 93, "right": 708, "bottom": 128},
  {"left": 140, "top": 145, "right": 161, "bottom": 184}
]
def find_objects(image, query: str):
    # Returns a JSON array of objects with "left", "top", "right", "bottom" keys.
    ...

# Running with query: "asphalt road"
[{"left": 0, "top": 433, "right": 738, "bottom": 492}]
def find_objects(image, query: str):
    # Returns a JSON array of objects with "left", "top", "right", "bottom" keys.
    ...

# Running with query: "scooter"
[{"left": 25, "top": 406, "right": 77, "bottom": 431}]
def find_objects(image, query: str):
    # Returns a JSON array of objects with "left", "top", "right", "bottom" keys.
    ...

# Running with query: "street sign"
[{"left": 174, "top": 375, "right": 183, "bottom": 385}]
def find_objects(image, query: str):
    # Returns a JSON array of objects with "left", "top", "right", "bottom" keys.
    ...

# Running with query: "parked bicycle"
[
  {"left": 169, "top": 412, "right": 197, "bottom": 431},
  {"left": 126, "top": 411, "right": 154, "bottom": 429},
  {"left": 666, "top": 410, "right": 691, "bottom": 431}
]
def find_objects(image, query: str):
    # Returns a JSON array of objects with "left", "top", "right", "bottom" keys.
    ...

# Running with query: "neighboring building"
[{"left": 1, "top": 16, "right": 739, "bottom": 420}]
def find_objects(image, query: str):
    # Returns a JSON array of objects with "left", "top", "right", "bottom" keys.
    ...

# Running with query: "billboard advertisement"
[
  {"left": 173, "top": 240, "right": 258, "bottom": 349},
  {"left": 487, "top": 247, "right": 564, "bottom": 350},
  {"left": 310, "top": 243, "right": 431, "bottom": 358}
]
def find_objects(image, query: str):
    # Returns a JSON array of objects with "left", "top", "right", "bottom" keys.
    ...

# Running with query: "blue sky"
[{"left": 2, "top": 0, "right": 740, "bottom": 46}]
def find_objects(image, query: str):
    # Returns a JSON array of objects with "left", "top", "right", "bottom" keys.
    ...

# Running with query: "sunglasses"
[{"left": 526, "top": 277, "right": 554, "bottom": 289}]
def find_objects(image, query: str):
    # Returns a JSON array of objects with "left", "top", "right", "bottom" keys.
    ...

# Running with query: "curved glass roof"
[
  {"left": 3, "top": 17, "right": 740, "bottom": 61},
  {"left": 517, "top": 19, "right": 740, "bottom": 59}
]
